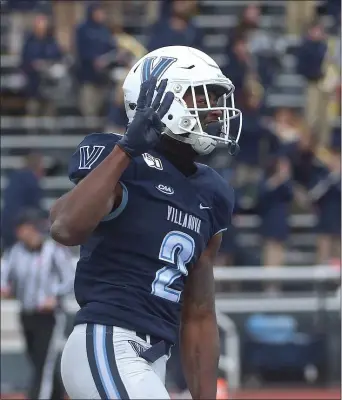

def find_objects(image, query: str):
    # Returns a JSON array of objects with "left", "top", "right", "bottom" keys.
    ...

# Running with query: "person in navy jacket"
[
  {"left": 297, "top": 20, "right": 330, "bottom": 145},
  {"left": 21, "top": 12, "right": 63, "bottom": 117},
  {"left": 146, "top": 0, "right": 204, "bottom": 52},
  {"left": 291, "top": 130, "right": 341, "bottom": 264},
  {"left": 308, "top": 145, "right": 341, "bottom": 264},
  {"left": 1, "top": 152, "right": 44, "bottom": 251},
  {"left": 257, "top": 154, "right": 293, "bottom": 270},
  {"left": 75, "top": 3, "right": 117, "bottom": 117}
]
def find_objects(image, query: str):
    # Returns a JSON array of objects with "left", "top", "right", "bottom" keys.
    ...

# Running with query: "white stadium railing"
[
  {"left": 214, "top": 265, "right": 340, "bottom": 282},
  {"left": 217, "top": 311, "right": 240, "bottom": 390},
  {"left": 1, "top": 265, "right": 340, "bottom": 390}
]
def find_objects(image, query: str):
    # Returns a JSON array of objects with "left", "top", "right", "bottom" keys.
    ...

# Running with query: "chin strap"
[
  {"left": 205, "top": 121, "right": 240, "bottom": 156},
  {"left": 227, "top": 141, "right": 240, "bottom": 156},
  {"left": 163, "top": 126, "right": 240, "bottom": 156}
]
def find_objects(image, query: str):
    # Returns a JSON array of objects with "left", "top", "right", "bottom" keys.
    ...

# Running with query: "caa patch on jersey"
[{"left": 156, "top": 184, "right": 174, "bottom": 195}]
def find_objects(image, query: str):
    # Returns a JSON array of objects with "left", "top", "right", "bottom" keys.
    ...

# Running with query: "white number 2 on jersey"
[{"left": 151, "top": 231, "right": 195, "bottom": 303}]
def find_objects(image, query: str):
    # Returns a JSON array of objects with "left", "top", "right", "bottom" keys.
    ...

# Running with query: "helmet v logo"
[{"left": 141, "top": 56, "right": 177, "bottom": 82}]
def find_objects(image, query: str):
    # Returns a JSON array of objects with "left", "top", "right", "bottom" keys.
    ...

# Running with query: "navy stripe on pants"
[{"left": 86, "top": 324, "right": 130, "bottom": 399}]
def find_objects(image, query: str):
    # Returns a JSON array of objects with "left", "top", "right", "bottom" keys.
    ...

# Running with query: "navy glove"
[{"left": 117, "top": 77, "right": 174, "bottom": 158}]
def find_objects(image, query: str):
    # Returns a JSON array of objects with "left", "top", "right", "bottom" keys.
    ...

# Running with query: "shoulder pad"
[{"left": 68, "top": 133, "right": 122, "bottom": 184}]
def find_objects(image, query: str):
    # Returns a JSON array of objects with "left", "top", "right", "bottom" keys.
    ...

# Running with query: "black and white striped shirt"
[{"left": 1, "top": 239, "right": 75, "bottom": 312}]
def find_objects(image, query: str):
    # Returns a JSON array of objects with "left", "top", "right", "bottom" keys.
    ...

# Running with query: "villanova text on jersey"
[
  {"left": 167, "top": 206, "right": 201, "bottom": 234},
  {"left": 69, "top": 133, "right": 234, "bottom": 344}
]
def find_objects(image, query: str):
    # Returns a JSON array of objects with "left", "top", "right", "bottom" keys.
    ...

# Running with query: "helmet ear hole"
[
  {"left": 129, "top": 103, "right": 136, "bottom": 110},
  {"left": 167, "top": 114, "right": 173, "bottom": 120}
]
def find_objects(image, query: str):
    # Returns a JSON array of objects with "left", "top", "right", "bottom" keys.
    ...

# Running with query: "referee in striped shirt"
[{"left": 1, "top": 208, "right": 75, "bottom": 400}]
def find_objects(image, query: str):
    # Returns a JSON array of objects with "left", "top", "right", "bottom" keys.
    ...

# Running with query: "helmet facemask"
[{"left": 161, "top": 79, "right": 242, "bottom": 155}]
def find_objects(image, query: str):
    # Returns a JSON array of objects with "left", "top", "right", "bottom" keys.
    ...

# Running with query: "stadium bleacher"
[
  {"left": 0, "top": 1, "right": 340, "bottom": 397},
  {"left": 0, "top": 1, "right": 340, "bottom": 266}
]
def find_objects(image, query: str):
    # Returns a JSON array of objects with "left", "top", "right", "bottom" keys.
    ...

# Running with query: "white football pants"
[{"left": 61, "top": 324, "right": 171, "bottom": 399}]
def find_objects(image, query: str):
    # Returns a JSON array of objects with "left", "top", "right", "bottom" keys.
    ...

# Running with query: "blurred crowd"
[{"left": 1, "top": 0, "right": 341, "bottom": 269}]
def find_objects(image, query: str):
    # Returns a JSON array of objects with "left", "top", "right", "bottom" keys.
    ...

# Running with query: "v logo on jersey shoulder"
[{"left": 79, "top": 145, "right": 105, "bottom": 170}]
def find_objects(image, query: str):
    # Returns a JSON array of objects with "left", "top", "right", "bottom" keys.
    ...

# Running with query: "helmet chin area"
[
  {"left": 164, "top": 128, "right": 217, "bottom": 155},
  {"left": 189, "top": 121, "right": 221, "bottom": 155},
  {"left": 188, "top": 132, "right": 217, "bottom": 155},
  {"left": 187, "top": 121, "right": 240, "bottom": 156},
  {"left": 181, "top": 102, "right": 242, "bottom": 154},
  {"left": 204, "top": 121, "right": 240, "bottom": 156},
  {"left": 165, "top": 118, "right": 240, "bottom": 156}
]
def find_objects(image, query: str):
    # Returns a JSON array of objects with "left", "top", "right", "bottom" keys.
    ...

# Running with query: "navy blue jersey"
[{"left": 68, "top": 133, "right": 234, "bottom": 344}]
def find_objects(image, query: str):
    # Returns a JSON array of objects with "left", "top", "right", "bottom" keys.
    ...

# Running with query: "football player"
[{"left": 51, "top": 46, "right": 242, "bottom": 399}]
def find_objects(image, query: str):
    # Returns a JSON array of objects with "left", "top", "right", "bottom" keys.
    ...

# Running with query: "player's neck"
[{"left": 156, "top": 136, "right": 198, "bottom": 177}]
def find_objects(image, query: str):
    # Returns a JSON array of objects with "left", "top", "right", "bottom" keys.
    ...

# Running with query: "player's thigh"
[
  {"left": 61, "top": 324, "right": 170, "bottom": 400},
  {"left": 114, "top": 350, "right": 170, "bottom": 399},
  {"left": 61, "top": 324, "right": 101, "bottom": 399},
  {"left": 91, "top": 325, "right": 170, "bottom": 399},
  {"left": 121, "top": 367, "right": 170, "bottom": 400},
  {"left": 110, "top": 326, "right": 170, "bottom": 399}
]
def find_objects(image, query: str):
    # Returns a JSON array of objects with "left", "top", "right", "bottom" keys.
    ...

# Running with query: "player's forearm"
[
  {"left": 50, "top": 145, "right": 130, "bottom": 245},
  {"left": 181, "top": 314, "right": 220, "bottom": 399}
]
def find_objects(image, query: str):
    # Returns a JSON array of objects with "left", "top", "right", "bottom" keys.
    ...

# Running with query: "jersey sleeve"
[
  {"left": 212, "top": 181, "right": 235, "bottom": 237},
  {"left": 68, "top": 132, "right": 133, "bottom": 222},
  {"left": 68, "top": 133, "right": 123, "bottom": 184}
]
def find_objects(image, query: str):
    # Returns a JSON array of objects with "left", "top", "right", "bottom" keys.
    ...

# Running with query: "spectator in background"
[
  {"left": 226, "top": 3, "right": 279, "bottom": 91},
  {"left": 290, "top": 122, "right": 321, "bottom": 209},
  {"left": 21, "top": 12, "right": 63, "bottom": 120},
  {"left": 232, "top": 87, "right": 266, "bottom": 212},
  {"left": 223, "top": 35, "right": 263, "bottom": 106},
  {"left": 270, "top": 108, "right": 302, "bottom": 155},
  {"left": 290, "top": 125, "right": 341, "bottom": 264},
  {"left": 230, "top": 3, "right": 261, "bottom": 41},
  {"left": 146, "top": 0, "right": 204, "bottom": 52},
  {"left": 223, "top": 35, "right": 250, "bottom": 99},
  {"left": 235, "top": 87, "right": 266, "bottom": 169},
  {"left": 267, "top": 108, "right": 310, "bottom": 208},
  {"left": 1, "top": 208, "right": 74, "bottom": 400},
  {"left": 257, "top": 155, "right": 293, "bottom": 290},
  {"left": 75, "top": 3, "right": 117, "bottom": 117},
  {"left": 286, "top": 0, "right": 317, "bottom": 35},
  {"left": 52, "top": 0, "right": 84, "bottom": 53},
  {"left": 105, "top": 91, "right": 128, "bottom": 135},
  {"left": 105, "top": 24, "right": 147, "bottom": 134},
  {"left": 224, "top": 42, "right": 264, "bottom": 210},
  {"left": 7, "top": 0, "right": 42, "bottom": 55},
  {"left": 324, "top": 30, "right": 341, "bottom": 131},
  {"left": 227, "top": 2, "right": 263, "bottom": 64},
  {"left": 1, "top": 152, "right": 44, "bottom": 250},
  {"left": 297, "top": 20, "right": 334, "bottom": 147},
  {"left": 307, "top": 143, "right": 341, "bottom": 265},
  {"left": 317, "top": 0, "right": 341, "bottom": 35}
]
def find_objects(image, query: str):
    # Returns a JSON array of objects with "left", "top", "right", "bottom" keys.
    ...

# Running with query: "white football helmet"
[{"left": 123, "top": 46, "right": 242, "bottom": 155}]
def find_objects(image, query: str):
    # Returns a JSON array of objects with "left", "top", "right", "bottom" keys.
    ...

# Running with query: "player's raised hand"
[{"left": 117, "top": 77, "right": 174, "bottom": 158}]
